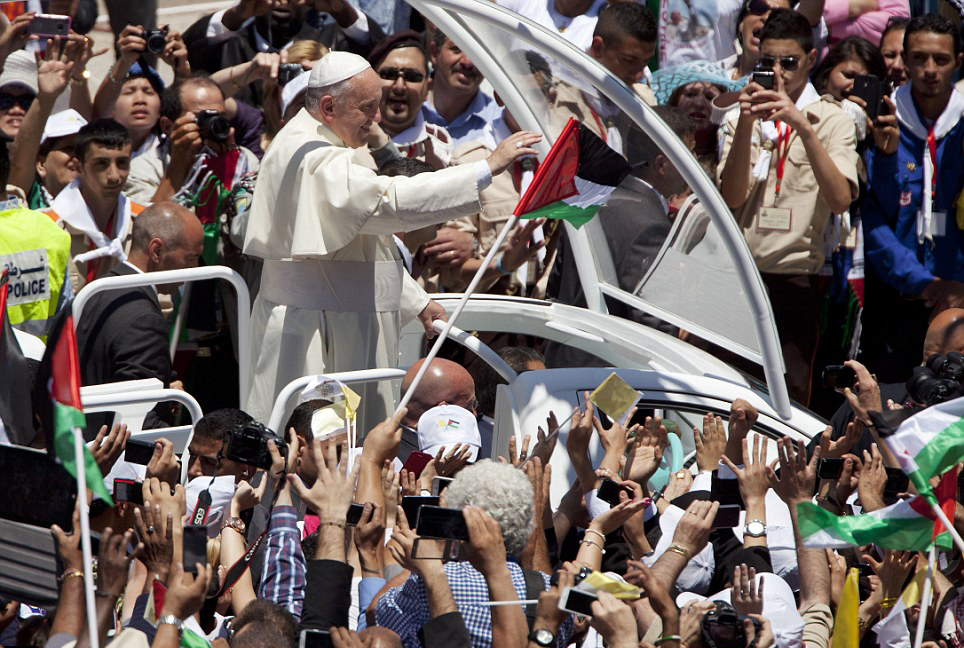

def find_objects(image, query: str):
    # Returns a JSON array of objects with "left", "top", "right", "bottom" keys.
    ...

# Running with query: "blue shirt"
[
  {"left": 375, "top": 559, "right": 573, "bottom": 648},
  {"left": 863, "top": 109, "right": 964, "bottom": 295},
  {"left": 423, "top": 91, "right": 503, "bottom": 151}
]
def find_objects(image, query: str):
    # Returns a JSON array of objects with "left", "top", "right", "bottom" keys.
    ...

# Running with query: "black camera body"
[
  {"left": 700, "top": 603, "right": 760, "bottom": 648},
  {"left": 224, "top": 422, "right": 287, "bottom": 470},
  {"left": 907, "top": 353, "right": 964, "bottom": 406},
  {"left": 142, "top": 26, "right": 169, "bottom": 55},
  {"left": 277, "top": 63, "right": 304, "bottom": 86},
  {"left": 196, "top": 109, "right": 231, "bottom": 143}
]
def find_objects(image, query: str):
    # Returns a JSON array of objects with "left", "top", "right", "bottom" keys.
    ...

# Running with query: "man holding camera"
[
  {"left": 861, "top": 15, "right": 964, "bottom": 382},
  {"left": 717, "top": 9, "right": 859, "bottom": 405},
  {"left": 126, "top": 72, "right": 259, "bottom": 205}
]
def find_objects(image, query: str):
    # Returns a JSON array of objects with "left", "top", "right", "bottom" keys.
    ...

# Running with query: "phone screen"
[
  {"left": 596, "top": 478, "right": 631, "bottom": 506},
  {"left": 821, "top": 365, "right": 857, "bottom": 390},
  {"left": 124, "top": 439, "right": 156, "bottom": 465},
  {"left": 414, "top": 506, "right": 469, "bottom": 541},
  {"left": 346, "top": 503, "right": 365, "bottom": 526},
  {"left": 182, "top": 525, "right": 208, "bottom": 575},
  {"left": 559, "top": 587, "right": 597, "bottom": 616},
  {"left": 114, "top": 479, "right": 144, "bottom": 505},
  {"left": 712, "top": 504, "right": 742, "bottom": 528},
  {"left": 0, "top": 444, "right": 77, "bottom": 530},
  {"left": 299, "top": 629, "right": 333, "bottom": 648},
  {"left": 884, "top": 468, "right": 909, "bottom": 496},
  {"left": 401, "top": 496, "right": 439, "bottom": 527},
  {"left": 818, "top": 458, "right": 845, "bottom": 480}
]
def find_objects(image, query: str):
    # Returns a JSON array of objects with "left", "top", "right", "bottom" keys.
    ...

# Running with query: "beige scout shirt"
[{"left": 718, "top": 97, "right": 859, "bottom": 275}]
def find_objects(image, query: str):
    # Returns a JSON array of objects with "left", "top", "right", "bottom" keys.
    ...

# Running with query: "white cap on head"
[
  {"left": 307, "top": 51, "right": 371, "bottom": 88},
  {"left": 41, "top": 109, "right": 87, "bottom": 145},
  {"left": 417, "top": 404, "right": 481, "bottom": 462},
  {"left": 280, "top": 70, "right": 311, "bottom": 117},
  {"left": 0, "top": 50, "right": 37, "bottom": 95}
]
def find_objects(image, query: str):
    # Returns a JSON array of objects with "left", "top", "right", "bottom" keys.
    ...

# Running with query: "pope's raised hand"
[{"left": 486, "top": 131, "right": 542, "bottom": 176}]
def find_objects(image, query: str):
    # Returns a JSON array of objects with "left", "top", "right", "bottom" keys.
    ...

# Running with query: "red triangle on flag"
[
  {"left": 50, "top": 314, "right": 83, "bottom": 410},
  {"left": 932, "top": 466, "right": 958, "bottom": 541},
  {"left": 513, "top": 118, "right": 581, "bottom": 217}
]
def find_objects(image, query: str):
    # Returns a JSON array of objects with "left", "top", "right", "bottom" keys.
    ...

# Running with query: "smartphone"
[
  {"left": 557, "top": 587, "right": 597, "bottom": 617},
  {"left": 346, "top": 502, "right": 365, "bottom": 526},
  {"left": 857, "top": 562, "right": 876, "bottom": 600},
  {"left": 113, "top": 478, "right": 144, "bottom": 505},
  {"left": 401, "top": 451, "right": 434, "bottom": 479},
  {"left": 751, "top": 69, "right": 775, "bottom": 90},
  {"left": 849, "top": 74, "right": 886, "bottom": 122},
  {"left": 415, "top": 505, "right": 470, "bottom": 541},
  {"left": 0, "top": 443, "right": 77, "bottom": 531},
  {"left": 124, "top": 438, "right": 156, "bottom": 465},
  {"left": 818, "top": 457, "right": 845, "bottom": 480},
  {"left": 432, "top": 476, "right": 454, "bottom": 496},
  {"left": 28, "top": 13, "right": 70, "bottom": 38},
  {"left": 712, "top": 504, "right": 742, "bottom": 528},
  {"left": 884, "top": 468, "right": 909, "bottom": 498},
  {"left": 596, "top": 478, "right": 633, "bottom": 507},
  {"left": 299, "top": 629, "right": 333, "bottom": 648},
  {"left": 821, "top": 365, "right": 857, "bottom": 390},
  {"left": 402, "top": 496, "right": 439, "bottom": 527},
  {"left": 182, "top": 525, "right": 208, "bottom": 575}
]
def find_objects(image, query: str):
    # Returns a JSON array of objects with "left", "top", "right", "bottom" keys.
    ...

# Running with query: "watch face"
[
  {"left": 534, "top": 629, "right": 554, "bottom": 646},
  {"left": 745, "top": 521, "right": 766, "bottom": 536}
]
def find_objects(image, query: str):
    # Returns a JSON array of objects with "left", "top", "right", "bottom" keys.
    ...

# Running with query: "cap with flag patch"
[
  {"left": 416, "top": 404, "right": 481, "bottom": 462},
  {"left": 41, "top": 109, "right": 87, "bottom": 145}
]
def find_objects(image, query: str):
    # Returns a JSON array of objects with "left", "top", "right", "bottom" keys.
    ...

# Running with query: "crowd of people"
[{"left": 2, "top": 0, "right": 964, "bottom": 646}]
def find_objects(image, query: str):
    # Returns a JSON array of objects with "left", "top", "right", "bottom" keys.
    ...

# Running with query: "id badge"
[
  {"left": 757, "top": 207, "right": 792, "bottom": 232},
  {"left": 931, "top": 210, "right": 948, "bottom": 238}
]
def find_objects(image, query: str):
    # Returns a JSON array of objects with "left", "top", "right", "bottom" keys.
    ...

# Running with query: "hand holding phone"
[
  {"left": 557, "top": 587, "right": 597, "bottom": 616},
  {"left": 414, "top": 506, "right": 470, "bottom": 541},
  {"left": 822, "top": 365, "right": 857, "bottom": 390},
  {"left": 596, "top": 478, "right": 633, "bottom": 506},
  {"left": 182, "top": 525, "right": 208, "bottom": 575}
]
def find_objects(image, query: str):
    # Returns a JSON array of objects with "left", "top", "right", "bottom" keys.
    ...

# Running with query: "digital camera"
[
  {"left": 224, "top": 422, "right": 287, "bottom": 470},
  {"left": 196, "top": 109, "right": 231, "bottom": 143},
  {"left": 142, "top": 26, "right": 169, "bottom": 55}
]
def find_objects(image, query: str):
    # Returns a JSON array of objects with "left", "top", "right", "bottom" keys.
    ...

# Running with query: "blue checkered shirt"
[
  {"left": 375, "top": 559, "right": 573, "bottom": 648},
  {"left": 258, "top": 505, "right": 306, "bottom": 619}
]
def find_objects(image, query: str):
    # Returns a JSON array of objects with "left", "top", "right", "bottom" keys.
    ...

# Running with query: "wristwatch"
[
  {"left": 158, "top": 614, "right": 183, "bottom": 634},
  {"left": 221, "top": 516, "right": 246, "bottom": 536},
  {"left": 743, "top": 519, "right": 767, "bottom": 538},
  {"left": 529, "top": 628, "right": 555, "bottom": 647}
]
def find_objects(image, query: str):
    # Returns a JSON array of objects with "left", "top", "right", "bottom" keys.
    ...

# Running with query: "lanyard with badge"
[{"left": 758, "top": 122, "right": 794, "bottom": 232}]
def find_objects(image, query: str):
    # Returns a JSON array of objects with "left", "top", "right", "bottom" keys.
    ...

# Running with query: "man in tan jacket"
[{"left": 242, "top": 51, "right": 539, "bottom": 429}]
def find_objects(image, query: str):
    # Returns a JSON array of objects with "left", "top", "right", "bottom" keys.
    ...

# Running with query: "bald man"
[
  {"left": 398, "top": 357, "right": 478, "bottom": 460},
  {"left": 76, "top": 202, "right": 203, "bottom": 434},
  {"left": 815, "top": 309, "right": 964, "bottom": 460}
]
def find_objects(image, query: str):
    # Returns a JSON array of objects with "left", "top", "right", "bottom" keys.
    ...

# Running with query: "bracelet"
[
  {"left": 59, "top": 569, "right": 84, "bottom": 582},
  {"left": 667, "top": 545, "right": 691, "bottom": 559},
  {"left": 95, "top": 590, "right": 121, "bottom": 599},
  {"left": 319, "top": 520, "right": 347, "bottom": 529},
  {"left": 880, "top": 597, "right": 898, "bottom": 610},
  {"left": 580, "top": 539, "right": 605, "bottom": 554},
  {"left": 584, "top": 528, "right": 606, "bottom": 542},
  {"left": 656, "top": 635, "right": 683, "bottom": 645},
  {"left": 496, "top": 256, "right": 513, "bottom": 276}
]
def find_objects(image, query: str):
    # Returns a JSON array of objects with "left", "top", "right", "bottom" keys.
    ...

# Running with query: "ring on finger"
[{"left": 146, "top": 526, "right": 155, "bottom": 535}]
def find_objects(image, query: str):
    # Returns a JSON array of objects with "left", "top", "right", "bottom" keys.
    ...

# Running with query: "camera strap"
[{"left": 190, "top": 482, "right": 213, "bottom": 527}]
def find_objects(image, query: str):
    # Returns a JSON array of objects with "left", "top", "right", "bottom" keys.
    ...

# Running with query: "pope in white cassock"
[{"left": 243, "top": 51, "right": 541, "bottom": 429}]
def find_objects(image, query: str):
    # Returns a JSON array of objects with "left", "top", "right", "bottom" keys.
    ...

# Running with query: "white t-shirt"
[{"left": 496, "top": 0, "right": 606, "bottom": 52}]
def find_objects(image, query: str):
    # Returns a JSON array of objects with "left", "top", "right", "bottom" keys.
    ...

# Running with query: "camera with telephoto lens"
[
  {"left": 700, "top": 603, "right": 760, "bottom": 648},
  {"left": 142, "top": 26, "right": 169, "bottom": 55},
  {"left": 906, "top": 353, "right": 964, "bottom": 406},
  {"left": 195, "top": 109, "right": 231, "bottom": 143},
  {"left": 224, "top": 421, "right": 287, "bottom": 470}
]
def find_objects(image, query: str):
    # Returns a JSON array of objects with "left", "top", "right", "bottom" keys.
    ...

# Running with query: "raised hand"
[
  {"left": 161, "top": 561, "right": 212, "bottom": 620},
  {"left": 766, "top": 437, "right": 819, "bottom": 506},
  {"left": 695, "top": 413, "right": 727, "bottom": 472},
  {"left": 51, "top": 501, "right": 83, "bottom": 573},
  {"left": 0, "top": 12, "right": 36, "bottom": 59},
  {"left": 839, "top": 360, "right": 882, "bottom": 427},
  {"left": 721, "top": 435, "right": 770, "bottom": 504},
  {"left": 115, "top": 24, "right": 147, "bottom": 69},
  {"left": 497, "top": 218, "right": 547, "bottom": 275},
  {"left": 88, "top": 423, "right": 130, "bottom": 476},
  {"left": 486, "top": 130, "right": 542, "bottom": 176},
  {"left": 671, "top": 500, "right": 719, "bottom": 557},
  {"left": 97, "top": 527, "right": 143, "bottom": 600},
  {"left": 730, "top": 564, "right": 763, "bottom": 616},
  {"left": 506, "top": 433, "right": 532, "bottom": 467},
  {"left": 134, "top": 501, "right": 174, "bottom": 582},
  {"left": 865, "top": 550, "right": 918, "bottom": 602},
  {"left": 590, "top": 592, "right": 640, "bottom": 648},
  {"left": 624, "top": 418, "right": 664, "bottom": 486},
  {"left": 530, "top": 411, "right": 561, "bottom": 467},
  {"left": 819, "top": 422, "right": 863, "bottom": 459},
  {"left": 145, "top": 438, "right": 181, "bottom": 485},
  {"left": 857, "top": 443, "right": 886, "bottom": 513},
  {"left": 288, "top": 440, "right": 358, "bottom": 524},
  {"left": 362, "top": 408, "right": 407, "bottom": 465},
  {"left": 463, "top": 506, "right": 509, "bottom": 577},
  {"left": 353, "top": 502, "right": 385, "bottom": 577}
]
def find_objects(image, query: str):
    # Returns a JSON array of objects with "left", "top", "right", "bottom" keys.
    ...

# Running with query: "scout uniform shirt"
[{"left": 718, "top": 84, "right": 859, "bottom": 275}]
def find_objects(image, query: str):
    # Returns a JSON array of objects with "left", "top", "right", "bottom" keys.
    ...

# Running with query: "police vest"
[{"left": 0, "top": 206, "right": 71, "bottom": 339}]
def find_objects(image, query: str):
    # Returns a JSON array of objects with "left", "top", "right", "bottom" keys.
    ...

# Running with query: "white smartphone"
[
  {"left": 432, "top": 476, "right": 454, "bottom": 496},
  {"left": 557, "top": 587, "right": 597, "bottom": 617}
]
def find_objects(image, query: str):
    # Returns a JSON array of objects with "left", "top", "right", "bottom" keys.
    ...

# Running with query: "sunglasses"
[
  {"left": 0, "top": 93, "right": 33, "bottom": 111},
  {"left": 378, "top": 67, "right": 426, "bottom": 83},
  {"left": 745, "top": 0, "right": 773, "bottom": 15},
  {"left": 758, "top": 55, "right": 800, "bottom": 71}
]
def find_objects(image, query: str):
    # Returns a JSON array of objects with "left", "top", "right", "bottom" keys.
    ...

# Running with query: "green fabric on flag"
[
  {"left": 906, "top": 418, "right": 964, "bottom": 489},
  {"left": 53, "top": 402, "right": 113, "bottom": 505},
  {"left": 202, "top": 222, "right": 219, "bottom": 267},
  {"left": 181, "top": 628, "right": 212, "bottom": 648},
  {"left": 796, "top": 501, "right": 951, "bottom": 551},
  {"left": 520, "top": 200, "right": 600, "bottom": 228}
]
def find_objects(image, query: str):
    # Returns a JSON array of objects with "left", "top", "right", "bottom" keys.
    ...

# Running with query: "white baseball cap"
[
  {"left": 41, "top": 109, "right": 86, "bottom": 145},
  {"left": 416, "top": 404, "right": 481, "bottom": 462},
  {"left": 0, "top": 50, "right": 37, "bottom": 95}
]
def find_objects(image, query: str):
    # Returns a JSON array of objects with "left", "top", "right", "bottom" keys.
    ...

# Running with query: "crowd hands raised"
[{"left": 10, "top": 358, "right": 951, "bottom": 648}]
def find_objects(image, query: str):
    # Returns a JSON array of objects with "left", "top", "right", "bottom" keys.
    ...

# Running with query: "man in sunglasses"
[{"left": 718, "top": 9, "right": 859, "bottom": 406}]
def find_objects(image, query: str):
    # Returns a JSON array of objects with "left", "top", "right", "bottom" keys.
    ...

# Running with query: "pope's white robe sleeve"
[{"left": 400, "top": 271, "right": 430, "bottom": 324}]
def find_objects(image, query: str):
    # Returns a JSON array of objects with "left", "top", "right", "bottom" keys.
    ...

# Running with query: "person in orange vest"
[{"left": 45, "top": 118, "right": 147, "bottom": 294}]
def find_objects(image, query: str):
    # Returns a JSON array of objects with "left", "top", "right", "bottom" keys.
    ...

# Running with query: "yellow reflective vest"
[{"left": 0, "top": 204, "right": 71, "bottom": 340}]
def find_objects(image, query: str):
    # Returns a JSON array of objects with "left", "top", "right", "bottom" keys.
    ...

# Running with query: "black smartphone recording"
[
  {"left": 414, "top": 506, "right": 470, "bottom": 541},
  {"left": 124, "top": 438, "right": 156, "bottom": 465},
  {"left": 596, "top": 478, "right": 632, "bottom": 506},
  {"left": 822, "top": 365, "right": 857, "bottom": 390},
  {"left": 712, "top": 504, "right": 742, "bottom": 528},
  {"left": 182, "top": 525, "right": 208, "bottom": 575},
  {"left": 113, "top": 479, "right": 144, "bottom": 505},
  {"left": 401, "top": 496, "right": 439, "bottom": 527},
  {"left": 346, "top": 503, "right": 365, "bottom": 526},
  {"left": 818, "top": 457, "right": 845, "bottom": 480}
]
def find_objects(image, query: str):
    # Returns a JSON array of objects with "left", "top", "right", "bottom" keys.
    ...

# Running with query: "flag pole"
[
  {"left": 396, "top": 215, "right": 520, "bottom": 413},
  {"left": 912, "top": 544, "right": 937, "bottom": 648},
  {"left": 928, "top": 502, "right": 964, "bottom": 555},
  {"left": 72, "top": 426, "right": 101, "bottom": 648}
]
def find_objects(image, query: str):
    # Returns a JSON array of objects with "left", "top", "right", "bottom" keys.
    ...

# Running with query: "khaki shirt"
[{"left": 718, "top": 96, "right": 859, "bottom": 275}]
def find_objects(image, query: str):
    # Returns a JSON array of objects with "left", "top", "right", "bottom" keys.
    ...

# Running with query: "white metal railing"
[
  {"left": 431, "top": 321, "right": 518, "bottom": 383},
  {"left": 72, "top": 266, "right": 251, "bottom": 404}
]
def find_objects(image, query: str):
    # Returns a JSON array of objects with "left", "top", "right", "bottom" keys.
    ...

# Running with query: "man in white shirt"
[{"left": 497, "top": 0, "right": 607, "bottom": 52}]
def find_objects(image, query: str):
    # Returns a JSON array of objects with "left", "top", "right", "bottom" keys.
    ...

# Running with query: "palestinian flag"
[
  {"left": 31, "top": 302, "right": 112, "bottom": 504},
  {"left": 796, "top": 468, "right": 956, "bottom": 551},
  {"left": 0, "top": 269, "right": 35, "bottom": 444},
  {"left": 514, "top": 118, "right": 631, "bottom": 228},
  {"left": 870, "top": 400, "right": 964, "bottom": 494}
]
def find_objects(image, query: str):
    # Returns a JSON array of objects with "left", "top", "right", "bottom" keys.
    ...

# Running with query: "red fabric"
[
  {"left": 50, "top": 314, "right": 83, "bottom": 409},
  {"left": 303, "top": 514, "right": 319, "bottom": 538},
  {"left": 933, "top": 467, "right": 958, "bottom": 541},
  {"left": 195, "top": 149, "right": 242, "bottom": 225},
  {"left": 514, "top": 118, "right": 580, "bottom": 217}
]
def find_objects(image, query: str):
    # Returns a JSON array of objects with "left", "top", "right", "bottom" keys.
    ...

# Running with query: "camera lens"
[
  {"left": 197, "top": 111, "right": 231, "bottom": 143},
  {"left": 907, "top": 366, "right": 963, "bottom": 406},
  {"left": 942, "top": 351, "right": 964, "bottom": 382}
]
